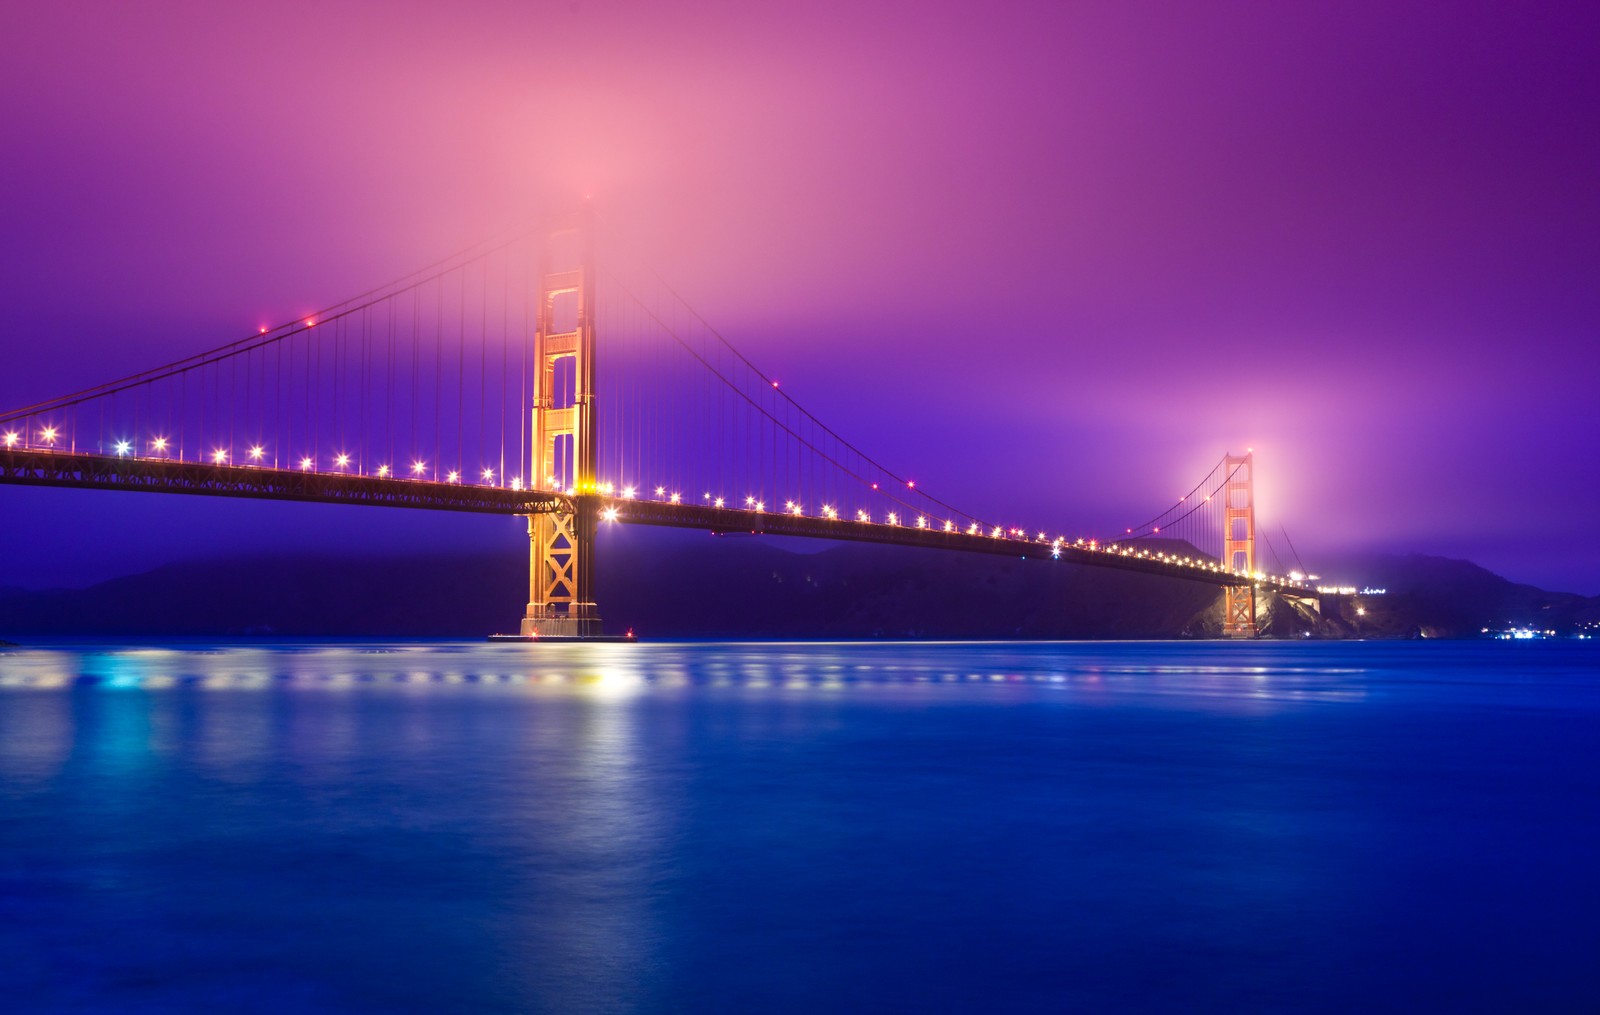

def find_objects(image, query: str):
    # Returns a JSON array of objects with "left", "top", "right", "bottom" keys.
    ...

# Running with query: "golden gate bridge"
[{"left": 0, "top": 209, "right": 1328, "bottom": 638}]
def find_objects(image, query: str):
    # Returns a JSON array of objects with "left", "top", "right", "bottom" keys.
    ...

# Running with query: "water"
[{"left": 1, "top": 640, "right": 1596, "bottom": 1012}]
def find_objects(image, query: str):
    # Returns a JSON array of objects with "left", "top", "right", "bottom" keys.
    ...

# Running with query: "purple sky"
[{"left": 2, "top": 0, "right": 1598, "bottom": 593}]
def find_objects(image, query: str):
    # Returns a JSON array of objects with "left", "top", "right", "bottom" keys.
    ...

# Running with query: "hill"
[{"left": 0, "top": 533, "right": 1592, "bottom": 640}]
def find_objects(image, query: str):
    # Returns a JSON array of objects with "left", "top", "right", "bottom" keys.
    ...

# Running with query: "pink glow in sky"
[{"left": 2, "top": 1, "right": 1598, "bottom": 591}]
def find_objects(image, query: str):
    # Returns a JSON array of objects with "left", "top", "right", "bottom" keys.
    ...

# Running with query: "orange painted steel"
[
  {"left": 1221, "top": 451, "right": 1257, "bottom": 636},
  {"left": 523, "top": 208, "right": 604, "bottom": 638}
]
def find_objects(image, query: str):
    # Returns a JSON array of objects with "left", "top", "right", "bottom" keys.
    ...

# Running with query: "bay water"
[{"left": 1, "top": 640, "right": 1596, "bottom": 1012}]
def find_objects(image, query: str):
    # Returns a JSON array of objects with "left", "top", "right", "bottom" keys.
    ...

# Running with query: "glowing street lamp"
[
  {"left": 113, "top": 440, "right": 131, "bottom": 456},
  {"left": 211, "top": 449, "right": 228, "bottom": 464},
  {"left": 248, "top": 445, "right": 265, "bottom": 461},
  {"left": 334, "top": 453, "right": 350, "bottom": 470},
  {"left": 40, "top": 426, "right": 58, "bottom": 445},
  {"left": 412, "top": 460, "right": 427, "bottom": 476}
]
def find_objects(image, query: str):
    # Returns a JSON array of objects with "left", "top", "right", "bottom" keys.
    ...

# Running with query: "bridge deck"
[
  {"left": 596, "top": 496, "right": 1287, "bottom": 590},
  {"left": 0, "top": 448, "right": 567, "bottom": 515},
  {"left": 0, "top": 448, "right": 1315, "bottom": 594}
]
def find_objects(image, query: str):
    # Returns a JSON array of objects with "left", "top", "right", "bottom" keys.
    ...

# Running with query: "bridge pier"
[
  {"left": 520, "top": 499, "right": 603, "bottom": 638},
  {"left": 1222, "top": 583, "right": 1258, "bottom": 637}
]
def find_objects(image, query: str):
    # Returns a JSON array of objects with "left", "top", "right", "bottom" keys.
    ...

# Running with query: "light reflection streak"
[{"left": 0, "top": 642, "right": 1375, "bottom": 706}]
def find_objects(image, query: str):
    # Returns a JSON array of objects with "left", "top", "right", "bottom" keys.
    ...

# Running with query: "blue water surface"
[{"left": 0, "top": 639, "right": 1596, "bottom": 1013}]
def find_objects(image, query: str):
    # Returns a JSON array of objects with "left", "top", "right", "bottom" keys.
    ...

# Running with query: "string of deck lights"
[
  {"left": 586, "top": 481, "right": 1304, "bottom": 586},
  {"left": 2, "top": 424, "right": 1312, "bottom": 590}
]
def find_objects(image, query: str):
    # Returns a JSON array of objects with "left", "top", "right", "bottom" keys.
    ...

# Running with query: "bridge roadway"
[
  {"left": 598, "top": 496, "right": 1310, "bottom": 593},
  {"left": 0, "top": 447, "right": 1316, "bottom": 595},
  {"left": 0, "top": 447, "right": 566, "bottom": 515}
]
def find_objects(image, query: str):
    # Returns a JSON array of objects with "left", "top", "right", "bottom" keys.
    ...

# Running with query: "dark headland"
[{"left": 1, "top": 532, "right": 1593, "bottom": 641}]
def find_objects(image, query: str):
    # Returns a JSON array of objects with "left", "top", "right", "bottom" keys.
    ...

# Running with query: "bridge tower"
[
  {"left": 521, "top": 209, "right": 603, "bottom": 638},
  {"left": 1221, "top": 451, "right": 1257, "bottom": 637}
]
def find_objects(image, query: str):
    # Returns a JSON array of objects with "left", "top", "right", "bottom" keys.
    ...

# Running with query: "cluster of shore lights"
[{"left": 586, "top": 480, "right": 1309, "bottom": 589}]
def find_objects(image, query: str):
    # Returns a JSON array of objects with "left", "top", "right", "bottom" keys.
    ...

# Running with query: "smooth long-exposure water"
[{"left": 1, "top": 640, "right": 1596, "bottom": 1012}]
